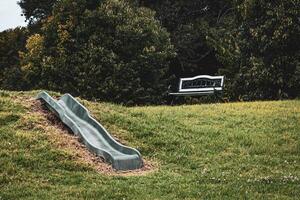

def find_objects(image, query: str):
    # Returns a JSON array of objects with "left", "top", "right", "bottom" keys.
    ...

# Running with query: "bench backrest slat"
[{"left": 179, "top": 75, "right": 224, "bottom": 92}]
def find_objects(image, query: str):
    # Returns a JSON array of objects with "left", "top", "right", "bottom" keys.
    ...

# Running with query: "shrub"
[
  {"left": 211, "top": 0, "right": 300, "bottom": 100},
  {"left": 0, "top": 28, "right": 28, "bottom": 90},
  {"left": 21, "top": 0, "right": 175, "bottom": 105}
]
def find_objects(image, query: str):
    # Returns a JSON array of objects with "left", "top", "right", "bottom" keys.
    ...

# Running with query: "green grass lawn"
[{"left": 0, "top": 90, "right": 299, "bottom": 199}]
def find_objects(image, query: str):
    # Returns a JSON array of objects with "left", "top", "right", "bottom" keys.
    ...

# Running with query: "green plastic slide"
[{"left": 37, "top": 91, "right": 143, "bottom": 171}]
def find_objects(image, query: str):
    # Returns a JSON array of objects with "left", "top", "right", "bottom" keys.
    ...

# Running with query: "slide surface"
[{"left": 37, "top": 91, "right": 143, "bottom": 170}]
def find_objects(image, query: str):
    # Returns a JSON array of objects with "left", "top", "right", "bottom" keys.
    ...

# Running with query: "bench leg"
[
  {"left": 214, "top": 92, "right": 224, "bottom": 103},
  {"left": 169, "top": 96, "right": 180, "bottom": 106},
  {"left": 167, "top": 95, "right": 174, "bottom": 105}
]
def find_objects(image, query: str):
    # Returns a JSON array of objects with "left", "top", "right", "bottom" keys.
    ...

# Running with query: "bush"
[
  {"left": 0, "top": 28, "right": 28, "bottom": 90},
  {"left": 211, "top": 0, "right": 300, "bottom": 100},
  {"left": 21, "top": 0, "right": 175, "bottom": 105}
]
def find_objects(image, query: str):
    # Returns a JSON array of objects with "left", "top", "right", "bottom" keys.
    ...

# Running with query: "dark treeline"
[{"left": 0, "top": 0, "right": 299, "bottom": 105}]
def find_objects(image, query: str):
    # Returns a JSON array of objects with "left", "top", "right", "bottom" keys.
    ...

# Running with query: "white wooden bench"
[{"left": 169, "top": 75, "right": 224, "bottom": 97}]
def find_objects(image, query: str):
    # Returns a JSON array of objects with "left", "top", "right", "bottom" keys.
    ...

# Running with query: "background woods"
[{"left": 0, "top": 0, "right": 299, "bottom": 104}]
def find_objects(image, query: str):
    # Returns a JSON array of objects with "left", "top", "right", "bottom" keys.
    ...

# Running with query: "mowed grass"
[{"left": 0, "top": 90, "right": 299, "bottom": 199}]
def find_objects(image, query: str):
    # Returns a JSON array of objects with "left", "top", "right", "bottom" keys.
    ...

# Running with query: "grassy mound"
[{"left": 0, "top": 90, "right": 299, "bottom": 199}]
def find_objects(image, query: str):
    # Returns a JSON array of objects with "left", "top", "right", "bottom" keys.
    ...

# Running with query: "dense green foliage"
[
  {"left": 140, "top": 0, "right": 300, "bottom": 100},
  {"left": 139, "top": 0, "right": 231, "bottom": 77},
  {"left": 1, "top": 91, "right": 300, "bottom": 199},
  {"left": 18, "top": 0, "right": 57, "bottom": 24},
  {"left": 0, "top": 28, "right": 28, "bottom": 90},
  {"left": 212, "top": 0, "right": 300, "bottom": 100},
  {"left": 21, "top": 0, "right": 175, "bottom": 105},
  {"left": 1, "top": 0, "right": 299, "bottom": 104}
]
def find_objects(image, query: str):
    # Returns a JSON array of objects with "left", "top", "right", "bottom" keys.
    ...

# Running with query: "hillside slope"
[{"left": 0, "top": 91, "right": 299, "bottom": 199}]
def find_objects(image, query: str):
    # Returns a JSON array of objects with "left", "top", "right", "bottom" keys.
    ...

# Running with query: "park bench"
[{"left": 168, "top": 75, "right": 224, "bottom": 102}]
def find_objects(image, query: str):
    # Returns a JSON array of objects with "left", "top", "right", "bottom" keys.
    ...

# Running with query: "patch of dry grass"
[{"left": 13, "top": 95, "right": 157, "bottom": 176}]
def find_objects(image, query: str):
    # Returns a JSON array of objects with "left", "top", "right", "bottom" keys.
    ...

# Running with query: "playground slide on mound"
[{"left": 37, "top": 91, "right": 143, "bottom": 171}]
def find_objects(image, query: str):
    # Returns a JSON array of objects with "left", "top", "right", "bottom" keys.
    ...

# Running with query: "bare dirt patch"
[{"left": 14, "top": 96, "right": 157, "bottom": 176}]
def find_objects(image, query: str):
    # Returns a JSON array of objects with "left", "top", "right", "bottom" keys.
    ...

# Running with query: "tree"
[
  {"left": 136, "top": 0, "right": 233, "bottom": 78},
  {"left": 18, "top": 0, "right": 57, "bottom": 24},
  {"left": 0, "top": 28, "right": 28, "bottom": 90},
  {"left": 21, "top": 0, "right": 175, "bottom": 105},
  {"left": 213, "top": 0, "right": 300, "bottom": 100}
]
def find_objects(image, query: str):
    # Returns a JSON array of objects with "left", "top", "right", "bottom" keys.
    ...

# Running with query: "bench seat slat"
[{"left": 169, "top": 91, "right": 215, "bottom": 96}]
